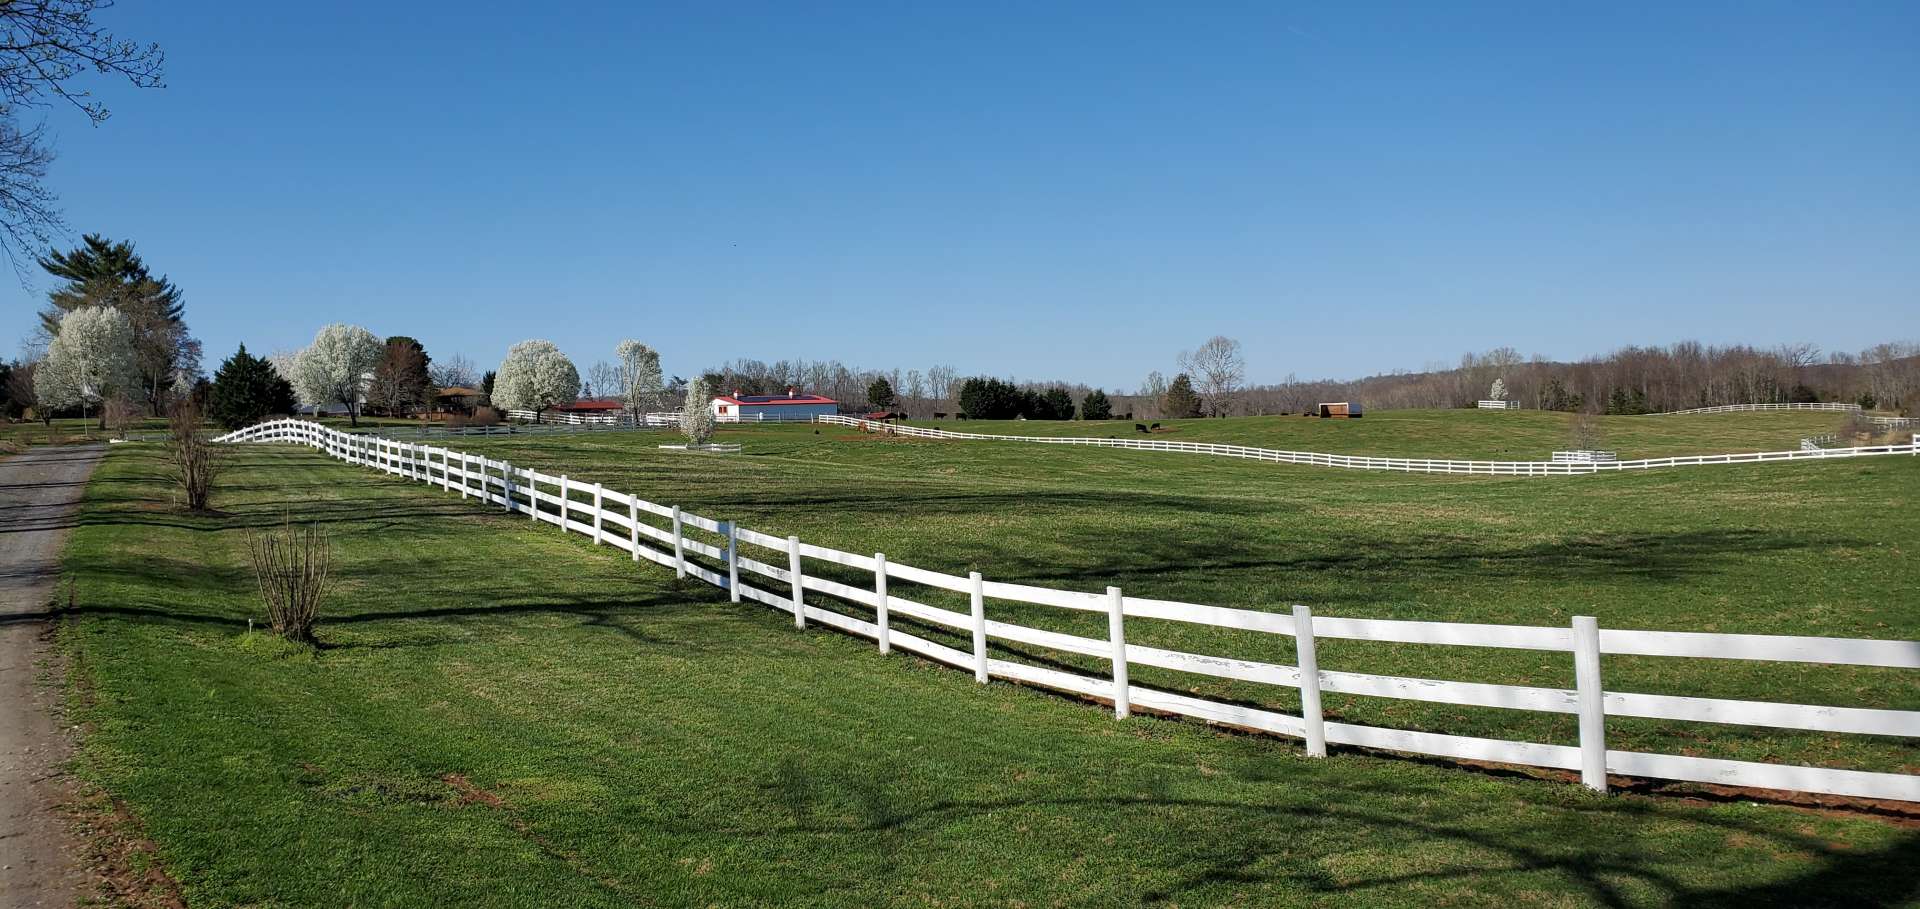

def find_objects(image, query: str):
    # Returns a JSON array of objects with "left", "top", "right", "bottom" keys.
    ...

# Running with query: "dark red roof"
[
  {"left": 554, "top": 398, "right": 623, "bottom": 412},
  {"left": 715, "top": 394, "right": 837, "bottom": 406}
]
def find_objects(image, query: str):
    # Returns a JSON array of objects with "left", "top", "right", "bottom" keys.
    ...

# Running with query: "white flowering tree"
[
  {"left": 36, "top": 306, "right": 140, "bottom": 427},
  {"left": 614, "top": 340, "right": 664, "bottom": 417},
  {"left": 493, "top": 340, "right": 580, "bottom": 423},
  {"left": 1489, "top": 378, "right": 1508, "bottom": 402},
  {"left": 291, "top": 324, "right": 383, "bottom": 426},
  {"left": 681, "top": 376, "right": 716, "bottom": 446}
]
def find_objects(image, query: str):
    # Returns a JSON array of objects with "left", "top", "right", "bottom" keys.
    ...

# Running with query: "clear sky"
[{"left": 6, "top": 1, "right": 1916, "bottom": 388}]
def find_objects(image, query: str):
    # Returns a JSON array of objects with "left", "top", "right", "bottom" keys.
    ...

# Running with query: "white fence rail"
[
  {"left": 1476, "top": 400, "right": 1519, "bottom": 410},
  {"left": 1651, "top": 403, "right": 1862, "bottom": 416},
  {"left": 818, "top": 416, "right": 1920, "bottom": 476},
  {"left": 214, "top": 418, "right": 1920, "bottom": 803}
]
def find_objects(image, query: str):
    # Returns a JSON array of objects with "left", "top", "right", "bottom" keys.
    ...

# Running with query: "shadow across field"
[{"left": 754, "top": 759, "right": 1920, "bottom": 908}]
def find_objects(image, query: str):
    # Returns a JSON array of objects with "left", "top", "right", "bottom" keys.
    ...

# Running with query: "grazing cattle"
[
  {"left": 1135, "top": 423, "right": 1148, "bottom": 433},
  {"left": 1150, "top": 422, "right": 1161, "bottom": 430},
  {"left": 933, "top": 412, "right": 947, "bottom": 419}
]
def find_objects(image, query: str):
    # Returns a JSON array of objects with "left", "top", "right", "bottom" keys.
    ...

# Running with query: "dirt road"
[{"left": 0, "top": 444, "right": 105, "bottom": 909}]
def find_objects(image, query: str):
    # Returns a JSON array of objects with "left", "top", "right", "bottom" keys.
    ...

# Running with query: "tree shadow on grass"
[
  {"left": 748, "top": 759, "right": 1920, "bottom": 908},
  {"left": 972, "top": 525, "right": 1852, "bottom": 607}
]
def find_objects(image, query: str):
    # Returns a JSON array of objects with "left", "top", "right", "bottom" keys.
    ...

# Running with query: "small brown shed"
[{"left": 1317, "top": 402, "right": 1363, "bottom": 419}]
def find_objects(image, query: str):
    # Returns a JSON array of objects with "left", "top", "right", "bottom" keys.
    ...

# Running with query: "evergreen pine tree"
[{"left": 208, "top": 344, "right": 297, "bottom": 429}]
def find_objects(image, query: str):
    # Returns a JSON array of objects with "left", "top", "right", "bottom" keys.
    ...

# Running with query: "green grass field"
[
  {"left": 903, "top": 408, "right": 1855, "bottom": 460},
  {"left": 55, "top": 414, "right": 1920, "bottom": 907}
]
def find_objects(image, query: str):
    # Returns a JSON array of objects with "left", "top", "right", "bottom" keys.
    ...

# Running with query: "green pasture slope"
[
  {"left": 899, "top": 408, "right": 1861, "bottom": 460},
  {"left": 57, "top": 413, "right": 1920, "bottom": 907}
]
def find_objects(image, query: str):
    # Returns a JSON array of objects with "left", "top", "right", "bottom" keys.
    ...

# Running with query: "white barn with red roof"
[{"left": 711, "top": 387, "right": 839, "bottom": 422}]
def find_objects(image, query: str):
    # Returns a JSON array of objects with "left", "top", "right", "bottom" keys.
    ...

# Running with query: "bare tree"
[
  {"left": 1178, "top": 336, "right": 1246, "bottom": 416},
  {"left": 0, "top": 1, "right": 166, "bottom": 274},
  {"left": 429, "top": 353, "right": 477, "bottom": 388}
]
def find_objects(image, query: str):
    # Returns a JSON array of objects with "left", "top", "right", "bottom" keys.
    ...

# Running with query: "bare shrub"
[
  {"left": 470, "top": 406, "right": 501, "bottom": 427},
  {"left": 104, "top": 396, "right": 140, "bottom": 438},
  {"left": 166, "top": 399, "right": 224, "bottom": 511},
  {"left": 245, "top": 517, "right": 332, "bottom": 645},
  {"left": 1568, "top": 413, "right": 1605, "bottom": 452}
]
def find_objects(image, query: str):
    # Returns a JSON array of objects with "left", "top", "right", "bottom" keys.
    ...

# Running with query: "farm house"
[
  {"left": 711, "top": 387, "right": 839, "bottom": 422},
  {"left": 1316, "top": 402, "right": 1364, "bottom": 418}
]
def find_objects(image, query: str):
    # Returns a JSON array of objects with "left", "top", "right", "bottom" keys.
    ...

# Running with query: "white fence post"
[
  {"left": 671, "top": 506, "right": 686, "bottom": 578},
  {"left": 1107, "top": 586, "right": 1128, "bottom": 718},
  {"left": 591, "top": 483, "right": 604, "bottom": 544},
  {"left": 787, "top": 536, "right": 806, "bottom": 628},
  {"left": 1573, "top": 615, "right": 1608, "bottom": 793},
  {"left": 458, "top": 452, "right": 469, "bottom": 499},
  {"left": 1294, "top": 604, "right": 1326, "bottom": 757},
  {"left": 875, "top": 553, "right": 891, "bottom": 655},
  {"left": 528, "top": 470, "right": 539, "bottom": 521},
  {"left": 726, "top": 523, "right": 740, "bottom": 602},
  {"left": 629, "top": 495, "right": 645, "bottom": 561},
  {"left": 970, "top": 571, "right": 989, "bottom": 684},
  {"left": 500, "top": 460, "right": 514, "bottom": 513},
  {"left": 558, "top": 475, "right": 570, "bottom": 530}
]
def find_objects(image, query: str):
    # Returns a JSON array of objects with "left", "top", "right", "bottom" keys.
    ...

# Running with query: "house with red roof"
[{"left": 710, "top": 387, "right": 839, "bottom": 422}]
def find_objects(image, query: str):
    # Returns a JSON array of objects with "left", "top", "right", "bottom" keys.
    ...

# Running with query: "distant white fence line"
[
  {"left": 507, "top": 409, "right": 823, "bottom": 426},
  {"left": 1476, "top": 400, "right": 1519, "bottom": 410},
  {"left": 1551, "top": 450, "right": 1618, "bottom": 463},
  {"left": 505, "top": 409, "right": 683, "bottom": 426},
  {"left": 1651, "top": 403, "right": 1861, "bottom": 416},
  {"left": 215, "top": 417, "right": 1920, "bottom": 803},
  {"left": 817, "top": 416, "right": 1920, "bottom": 476}
]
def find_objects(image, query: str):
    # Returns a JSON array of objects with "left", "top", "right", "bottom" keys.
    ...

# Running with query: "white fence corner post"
[
  {"left": 970, "top": 571, "right": 989, "bottom": 684},
  {"left": 1572, "top": 615, "right": 1608, "bottom": 793},
  {"left": 787, "top": 536, "right": 806, "bottom": 628},
  {"left": 671, "top": 506, "right": 686, "bottom": 578},
  {"left": 591, "top": 483, "right": 604, "bottom": 544},
  {"left": 1293, "top": 604, "right": 1326, "bottom": 757},
  {"left": 726, "top": 523, "right": 740, "bottom": 602},
  {"left": 874, "top": 553, "right": 891, "bottom": 654},
  {"left": 1107, "top": 586, "right": 1129, "bottom": 719}
]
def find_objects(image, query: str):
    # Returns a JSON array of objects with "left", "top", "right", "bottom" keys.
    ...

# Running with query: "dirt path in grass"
[{"left": 0, "top": 444, "right": 104, "bottom": 909}]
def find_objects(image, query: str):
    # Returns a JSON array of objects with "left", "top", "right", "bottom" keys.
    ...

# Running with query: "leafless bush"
[
  {"left": 166, "top": 399, "right": 223, "bottom": 512},
  {"left": 245, "top": 517, "right": 332, "bottom": 645},
  {"left": 471, "top": 406, "right": 501, "bottom": 427},
  {"left": 446, "top": 412, "right": 469, "bottom": 428},
  {"left": 104, "top": 397, "right": 140, "bottom": 438},
  {"left": 1568, "top": 413, "right": 1605, "bottom": 452}
]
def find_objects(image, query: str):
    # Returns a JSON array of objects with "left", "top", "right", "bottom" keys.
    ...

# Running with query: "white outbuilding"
[{"left": 710, "top": 387, "right": 839, "bottom": 422}]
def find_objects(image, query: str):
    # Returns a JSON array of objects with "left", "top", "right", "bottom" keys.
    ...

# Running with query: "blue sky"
[{"left": 6, "top": 1, "right": 1916, "bottom": 388}]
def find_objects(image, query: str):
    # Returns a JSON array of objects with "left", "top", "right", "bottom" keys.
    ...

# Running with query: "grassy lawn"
[
  {"left": 900, "top": 409, "right": 1851, "bottom": 460},
  {"left": 58, "top": 417, "right": 1920, "bottom": 906},
  {"left": 440, "top": 420, "right": 1920, "bottom": 775}
]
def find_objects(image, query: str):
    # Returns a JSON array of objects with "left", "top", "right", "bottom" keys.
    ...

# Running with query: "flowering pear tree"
[
  {"left": 36, "top": 306, "right": 140, "bottom": 426},
  {"left": 681, "top": 376, "right": 716, "bottom": 446},
  {"left": 291, "top": 324, "right": 383, "bottom": 426},
  {"left": 493, "top": 340, "right": 580, "bottom": 423}
]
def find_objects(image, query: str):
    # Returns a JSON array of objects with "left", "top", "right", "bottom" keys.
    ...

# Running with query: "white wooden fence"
[
  {"left": 1476, "top": 400, "right": 1519, "bottom": 410},
  {"left": 1551, "top": 450, "right": 1618, "bottom": 463},
  {"left": 1651, "top": 403, "right": 1862, "bottom": 416},
  {"left": 213, "top": 418, "right": 1920, "bottom": 803},
  {"left": 818, "top": 416, "right": 1920, "bottom": 476}
]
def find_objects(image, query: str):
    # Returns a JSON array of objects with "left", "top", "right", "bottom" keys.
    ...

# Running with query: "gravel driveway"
[{"left": 0, "top": 444, "right": 106, "bottom": 908}]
